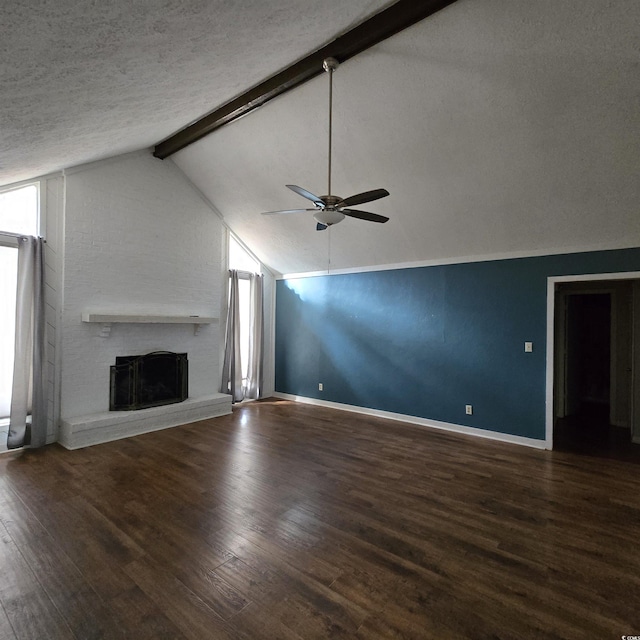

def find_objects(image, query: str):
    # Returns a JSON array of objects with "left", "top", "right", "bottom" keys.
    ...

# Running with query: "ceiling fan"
[{"left": 261, "top": 57, "right": 390, "bottom": 231}]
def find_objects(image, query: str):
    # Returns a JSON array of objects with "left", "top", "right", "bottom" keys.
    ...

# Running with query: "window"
[
  {"left": 0, "top": 247, "right": 17, "bottom": 419},
  {"left": 0, "top": 184, "right": 39, "bottom": 425},
  {"left": 228, "top": 235, "right": 260, "bottom": 384},
  {"left": 0, "top": 184, "right": 39, "bottom": 236},
  {"left": 229, "top": 234, "right": 259, "bottom": 273}
]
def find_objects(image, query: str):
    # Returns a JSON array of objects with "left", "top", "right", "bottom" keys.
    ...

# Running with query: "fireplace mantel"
[{"left": 81, "top": 312, "right": 217, "bottom": 337}]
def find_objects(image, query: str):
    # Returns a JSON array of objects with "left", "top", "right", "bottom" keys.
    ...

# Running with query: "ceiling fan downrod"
[{"left": 323, "top": 57, "right": 339, "bottom": 199}]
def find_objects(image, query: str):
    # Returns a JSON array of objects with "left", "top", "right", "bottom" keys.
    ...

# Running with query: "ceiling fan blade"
[
  {"left": 337, "top": 188, "right": 389, "bottom": 208},
  {"left": 286, "top": 185, "right": 324, "bottom": 206},
  {"left": 316, "top": 223, "right": 328, "bottom": 231},
  {"left": 261, "top": 208, "right": 317, "bottom": 216},
  {"left": 342, "top": 209, "right": 389, "bottom": 223}
]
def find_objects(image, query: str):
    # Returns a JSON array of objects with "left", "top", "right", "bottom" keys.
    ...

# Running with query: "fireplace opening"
[{"left": 110, "top": 351, "right": 188, "bottom": 411}]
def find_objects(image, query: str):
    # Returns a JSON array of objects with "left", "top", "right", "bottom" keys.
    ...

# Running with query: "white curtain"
[
  {"left": 245, "top": 272, "right": 264, "bottom": 399},
  {"left": 221, "top": 270, "right": 244, "bottom": 402},
  {"left": 221, "top": 269, "right": 264, "bottom": 403},
  {"left": 8, "top": 236, "right": 46, "bottom": 449}
]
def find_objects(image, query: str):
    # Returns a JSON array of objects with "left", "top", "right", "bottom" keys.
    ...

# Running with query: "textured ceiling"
[
  {"left": 173, "top": 0, "right": 640, "bottom": 275},
  {"left": 0, "top": 0, "right": 394, "bottom": 186}
]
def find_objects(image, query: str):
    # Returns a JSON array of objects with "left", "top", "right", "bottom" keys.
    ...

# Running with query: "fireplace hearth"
[{"left": 110, "top": 351, "right": 188, "bottom": 411}]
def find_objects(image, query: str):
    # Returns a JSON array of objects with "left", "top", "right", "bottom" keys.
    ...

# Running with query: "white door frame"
[{"left": 545, "top": 270, "right": 640, "bottom": 449}]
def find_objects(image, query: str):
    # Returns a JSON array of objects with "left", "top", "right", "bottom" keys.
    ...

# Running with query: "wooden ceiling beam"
[{"left": 153, "top": 0, "right": 458, "bottom": 159}]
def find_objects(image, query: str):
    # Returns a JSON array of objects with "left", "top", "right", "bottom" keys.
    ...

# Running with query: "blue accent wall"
[{"left": 275, "top": 248, "right": 640, "bottom": 440}]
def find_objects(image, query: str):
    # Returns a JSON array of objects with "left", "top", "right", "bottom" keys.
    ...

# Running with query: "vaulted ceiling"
[
  {"left": 1, "top": 0, "right": 394, "bottom": 186},
  {"left": 3, "top": 1, "right": 639, "bottom": 276}
]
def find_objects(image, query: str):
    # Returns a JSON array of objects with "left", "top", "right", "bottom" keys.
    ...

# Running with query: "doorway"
[
  {"left": 551, "top": 278, "right": 640, "bottom": 460},
  {"left": 565, "top": 293, "right": 611, "bottom": 416}
]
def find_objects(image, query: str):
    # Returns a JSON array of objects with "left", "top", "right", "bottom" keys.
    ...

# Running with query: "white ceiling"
[
  {"left": 0, "top": 0, "right": 394, "bottom": 186},
  {"left": 4, "top": 0, "right": 639, "bottom": 276}
]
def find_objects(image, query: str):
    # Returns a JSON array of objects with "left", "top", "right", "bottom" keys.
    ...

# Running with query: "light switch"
[{"left": 524, "top": 342, "right": 533, "bottom": 353}]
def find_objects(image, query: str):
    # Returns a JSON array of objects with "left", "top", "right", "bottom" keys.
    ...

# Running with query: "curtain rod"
[{"left": 0, "top": 232, "right": 46, "bottom": 243}]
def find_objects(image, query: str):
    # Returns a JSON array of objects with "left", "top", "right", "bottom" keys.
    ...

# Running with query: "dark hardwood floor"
[
  {"left": 1, "top": 398, "right": 639, "bottom": 639},
  {"left": 554, "top": 401, "right": 640, "bottom": 464}
]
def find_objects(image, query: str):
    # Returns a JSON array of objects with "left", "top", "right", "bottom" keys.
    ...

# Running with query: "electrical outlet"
[
  {"left": 524, "top": 341, "right": 533, "bottom": 353},
  {"left": 318, "top": 383, "right": 323, "bottom": 391},
  {"left": 465, "top": 404, "right": 473, "bottom": 415}
]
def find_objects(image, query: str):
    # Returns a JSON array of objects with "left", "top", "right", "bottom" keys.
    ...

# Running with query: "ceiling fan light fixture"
[{"left": 314, "top": 209, "right": 345, "bottom": 227}]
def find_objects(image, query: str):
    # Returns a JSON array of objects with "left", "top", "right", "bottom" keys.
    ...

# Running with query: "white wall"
[{"left": 60, "top": 151, "right": 225, "bottom": 419}]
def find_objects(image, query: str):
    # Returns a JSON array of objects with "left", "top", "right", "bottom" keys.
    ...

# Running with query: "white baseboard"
[
  {"left": 273, "top": 393, "right": 547, "bottom": 450},
  {"left": 59, "top": 393, "right": 232, "bottom": 450}
]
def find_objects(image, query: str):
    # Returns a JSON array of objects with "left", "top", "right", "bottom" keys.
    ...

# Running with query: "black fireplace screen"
[{"left": 110, "top": 351, "right": 188, "bottom": 411}]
